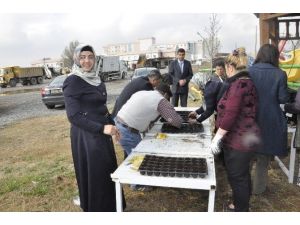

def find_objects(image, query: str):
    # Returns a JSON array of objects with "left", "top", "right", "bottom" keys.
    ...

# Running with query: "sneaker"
[
  {"left": 73, "top": 196, "right": 80, "bottom": 206},
  {"left": 223, "top": 202, "right": 235, "bottom": 212},
  {"left": 130, "top": 185, "right": 153, "bottom": 192},
  {"left": 130, "top": 184, "right": 138, "bottom": 191},
  {"left": 137, "top": 186, "right": 153, "bottom": 192}
]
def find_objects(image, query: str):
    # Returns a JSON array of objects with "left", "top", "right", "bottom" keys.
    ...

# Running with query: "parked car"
[
  {"left": 131, "top": 67, "right": 158, "bottom": 80},
  {"left": 41, "top": 75, "right": 67, "bottom": 109}
]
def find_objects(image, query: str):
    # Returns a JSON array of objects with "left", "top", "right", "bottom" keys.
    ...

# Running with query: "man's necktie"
[{"left": 180, "top": 61, "right": 183, "bottom": 73}]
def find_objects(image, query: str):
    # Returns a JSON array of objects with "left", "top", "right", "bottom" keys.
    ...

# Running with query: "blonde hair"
[{"left": 225, "top": 47, "right": 248, "bottom": 70}]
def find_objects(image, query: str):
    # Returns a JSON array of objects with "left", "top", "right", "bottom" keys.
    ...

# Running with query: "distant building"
[
  {"left": 103, "top": 37, "right": 155, "bottom": 56},
  {"left": 31, "top": 58, "right": 63, "bottom": 69},
  {"left": 103, "top": 37, "right": 206, "bottom": 68}
]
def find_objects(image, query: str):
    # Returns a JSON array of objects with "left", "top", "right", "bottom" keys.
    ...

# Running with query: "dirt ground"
[{"left": 0, "top": 101, "right": 300, "bottom": 212}]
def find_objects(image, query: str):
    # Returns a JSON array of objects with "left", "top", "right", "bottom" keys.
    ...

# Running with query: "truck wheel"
[
  {"left": 22, "top": 80, "right": 28, "bottom": 85},
  {"left": 9, "top": 79, "right": 17, "bottom": 87},
  {"left": 37, "top": 77, "right": 44, "bottom": 84},
  {"left": 46, "top": 104, "right": 55, "bottom": 109},
  {"left": 30, "top": 77, "right": 37, "bottom": 85},
  {"left": 0, "top": 84, "right": 7, "bottom": 88}
]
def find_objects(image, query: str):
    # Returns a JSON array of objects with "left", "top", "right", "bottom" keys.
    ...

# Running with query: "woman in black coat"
[
  {"left": 63, "top": 44, "right": 122, "bottom": 211},
  {"left": 248, "top": 44, "right": 289, "bottom": 195}
]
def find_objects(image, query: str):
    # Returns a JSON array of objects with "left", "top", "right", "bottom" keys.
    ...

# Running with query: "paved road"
[{"left": 0, "top": 77, "right": 130, "bottom": 128}]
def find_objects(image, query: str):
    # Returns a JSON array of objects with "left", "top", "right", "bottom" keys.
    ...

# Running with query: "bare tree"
[
  {"left": 197, "top": 14, "right": 221, "bottom": 73},
  {"left": 61, "top": 40, "right": 80, "bottom": 69}
]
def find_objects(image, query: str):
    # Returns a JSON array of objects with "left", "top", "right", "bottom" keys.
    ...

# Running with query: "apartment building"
[{"left": 103, "top": 37, "right": 205, "bottom": 68}]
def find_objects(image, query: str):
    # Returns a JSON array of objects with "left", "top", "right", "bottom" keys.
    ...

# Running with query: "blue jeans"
[
  {"left": 115, "top": 120, "right": 142, "bottom": 156},
  {"left": 115, "top": 119, "right": 153, "bottom": 191}
]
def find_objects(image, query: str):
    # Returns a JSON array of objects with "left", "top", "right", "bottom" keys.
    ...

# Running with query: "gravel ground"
[
  {"left": 0, "top": 76, "right": 131, "bottom": 128},
  {"left": 0, "top": 91, "right": 64, "bottom": 128}
]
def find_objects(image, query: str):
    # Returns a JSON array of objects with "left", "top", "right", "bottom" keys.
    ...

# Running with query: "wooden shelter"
[{"left": 255, "top": 13, "right": 300, "bottom": 46}]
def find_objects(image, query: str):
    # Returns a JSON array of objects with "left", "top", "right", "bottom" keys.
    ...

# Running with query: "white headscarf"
[{"left": 70, "top": 44, "right": 101, "bottom": 86}]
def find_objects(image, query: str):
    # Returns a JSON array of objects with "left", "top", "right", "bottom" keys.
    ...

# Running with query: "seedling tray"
[
  {"left": 138, "top": 154, "right": 207, "bottom": 178},
  {"left": 160, "top": 111, "right": 191, "bottom": 123},
  {"left": 161, "top": 123, "right": 204, "bottom": 133}
]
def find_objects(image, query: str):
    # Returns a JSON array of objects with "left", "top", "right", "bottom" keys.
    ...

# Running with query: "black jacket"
[
  {"left": 111, "top": 76, "right": 153, "bottom": 117},
  {"left": 285, "top": 88, "right": 300, "bottom": 114},
  {"left": 196, "top": 79, "right": 224, "bottom": 123}
]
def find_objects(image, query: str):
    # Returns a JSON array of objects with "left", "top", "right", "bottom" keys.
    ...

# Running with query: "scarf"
[{"left": 70, "top": 44, "right": 101, "bottom": 86}]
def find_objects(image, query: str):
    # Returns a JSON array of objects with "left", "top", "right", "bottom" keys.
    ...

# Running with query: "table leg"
[
  {"left": 208, "top": 189, "right": 215, "bottom": 212},
  {"left": 288, "top": 127, "right": 296, "bottom": 183},
  {"left": 297, "top": 162, "right": 300, "bottom": 186},
  {"left": 274, "top": 156, "right": 286, "bottom": 173},
  {"left": 115, "top": 182, "right": 123, "bottom": 212},
  {"left": 274, "top": 127, "right": 296, "bottom": 183}
]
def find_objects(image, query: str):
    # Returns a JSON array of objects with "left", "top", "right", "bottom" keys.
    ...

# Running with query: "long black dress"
[{"left": 63, "top": 75, "right": 117, "bottom": 212}]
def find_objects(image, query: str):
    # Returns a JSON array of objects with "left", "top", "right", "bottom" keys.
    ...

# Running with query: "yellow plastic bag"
[
  {"left": 129, "top": 155, "right": 145, "bottom": 170},
  {"left": 156, "top": 133, "right": 167, "bottom": 139}
]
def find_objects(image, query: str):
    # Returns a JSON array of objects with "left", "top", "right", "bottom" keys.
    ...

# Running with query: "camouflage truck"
[{"left": 0, "top": 66, "right": 45, "bottom": 88}]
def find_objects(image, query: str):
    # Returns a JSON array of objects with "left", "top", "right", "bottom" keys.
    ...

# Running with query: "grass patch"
[
  {"left": 0, "top": 102, "right": 300, "bottom": 211},
  {"left": 0, "top": 177, "right": 26, "bottom": 194}
]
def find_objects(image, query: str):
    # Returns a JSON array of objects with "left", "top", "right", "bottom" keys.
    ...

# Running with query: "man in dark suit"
[{"left": 169, "top": 48, "right": 193, "bottom": 107}]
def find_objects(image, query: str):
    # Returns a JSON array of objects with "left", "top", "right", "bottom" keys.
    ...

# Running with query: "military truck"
[{"left": 0, "top": 66, "right": 45, "bottom": 88}]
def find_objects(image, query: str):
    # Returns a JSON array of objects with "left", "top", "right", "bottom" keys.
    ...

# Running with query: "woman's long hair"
[{"left": 254, "top": 44, "right": 279, "bottom": 68}]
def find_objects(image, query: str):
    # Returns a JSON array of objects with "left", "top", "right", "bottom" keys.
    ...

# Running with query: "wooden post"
[
  {"left": 269, "top": 18, "right": 277, "bottom": 46},
  {"left": 259, "top": 13, "right": 270, "bottom": 46}
]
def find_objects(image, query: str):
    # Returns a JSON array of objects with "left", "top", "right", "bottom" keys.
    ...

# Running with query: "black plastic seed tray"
[
  {"left": 160, "top": 111, "right": 191, "bottom": 123},
  {"left": 161, "top": 123, "right": 204, "bottom": 133},
  {"left": 138, "top": 155, "right": 207, "bottom": 178}
]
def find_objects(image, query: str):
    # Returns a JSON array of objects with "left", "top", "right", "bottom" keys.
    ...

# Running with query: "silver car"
[
  {"left": 131, "top": 67, "right": 158, "bottom": 80},
  {"left": 41, "top": 75, "right": 67, "bottom": 109}
]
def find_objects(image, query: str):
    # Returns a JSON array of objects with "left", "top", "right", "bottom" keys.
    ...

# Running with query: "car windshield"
[
  {"left": 137, "top": 69, "right": 149, "bottom": 77},
  {"left": 49, "top": 75, "right": 67, "bottom": 87}
]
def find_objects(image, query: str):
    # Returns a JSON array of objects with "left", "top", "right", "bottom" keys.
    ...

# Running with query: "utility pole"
[{"left": 42, "top": 57, "right": 50, "bottom": 66}]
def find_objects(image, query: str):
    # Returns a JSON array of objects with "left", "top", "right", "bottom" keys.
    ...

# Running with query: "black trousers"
[
  {"left": 171, "top": 93, "right": 188, "bottom": 107},
  {"left": 223, "top": 146, "right": 254, "bottom": 212}
]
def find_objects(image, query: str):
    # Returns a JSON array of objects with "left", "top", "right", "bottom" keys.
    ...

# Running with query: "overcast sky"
[{"left": 0, "top": 13, "right": 259, "bottom": 67}]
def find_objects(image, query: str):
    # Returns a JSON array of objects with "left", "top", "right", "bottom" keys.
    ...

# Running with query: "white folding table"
[{"left": 111, "top": 107, "right": 216, "bottom": 212}]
